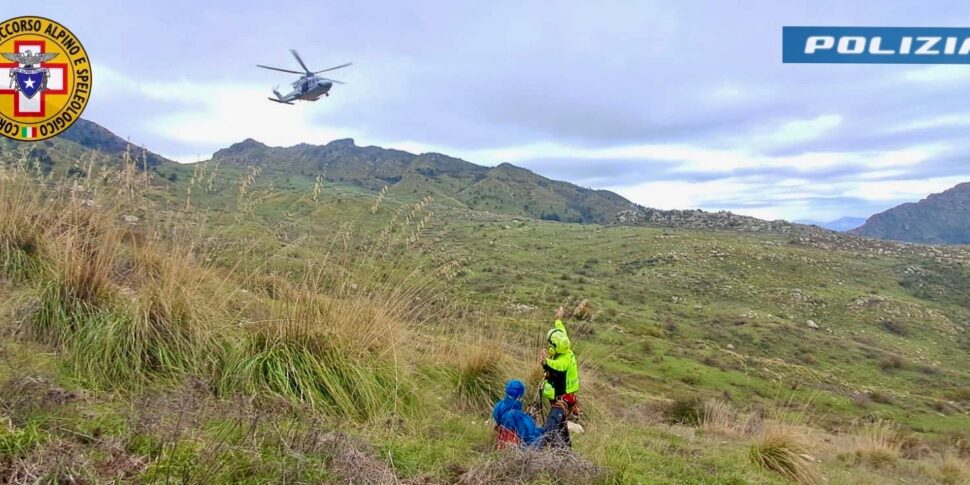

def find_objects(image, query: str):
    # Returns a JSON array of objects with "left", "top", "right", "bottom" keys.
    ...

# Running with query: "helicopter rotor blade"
[
  {"left": 313, "top": 62, "right": 353, "bottom": 74},
  {"left": 257, "top": 64, "right": 304, "bottom": 75},
  {"left": 290, "top": 49, "right": 312, "bottom": 74}
]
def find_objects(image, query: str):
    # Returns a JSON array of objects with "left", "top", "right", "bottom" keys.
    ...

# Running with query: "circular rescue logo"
[{"left": 0, "top": 16, "right": 91, "bottom": 142}]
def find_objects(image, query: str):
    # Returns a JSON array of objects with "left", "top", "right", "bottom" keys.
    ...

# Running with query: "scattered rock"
[
  {"left": 615, "top": 208, "right": 970, "bottom": 264},
  {"left": 509, "top": 303, "right": 536, "bottom": 313},
  {"left": 806, "top": 320, "right": 820, "bottom": 329},
  {"left": 122, "top": 215, "right": 139, "bottom": 224}
]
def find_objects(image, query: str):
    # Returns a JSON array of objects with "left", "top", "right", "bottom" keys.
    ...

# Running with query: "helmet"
[
  {"left": 505, "top": 379, "right": 526, "bottom": 400},
  {"left": 546, "top": 328, "right": 571, "bottom": 354}
]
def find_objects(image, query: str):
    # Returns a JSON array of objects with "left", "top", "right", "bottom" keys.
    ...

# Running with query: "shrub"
[
  {"left": 666, "top": 395, "right": 703, "bottom": 425},
  {"left": 931, "top": 400, "right": 955, "bottom": 415},
  {"left": 797, "top": 352, "right": 817, "bottom": 365},
  {"left": 881, "top": 319, "right": 908, "bottom": 336},
  {"left": 680, "top": 373, "right": 700, "bottom": 385},
  {"left": 869, "top": 391, "right": 894, "bottom": 405},
  {"left": 878, "top": 355, "right": 906, "bottom": 372}
]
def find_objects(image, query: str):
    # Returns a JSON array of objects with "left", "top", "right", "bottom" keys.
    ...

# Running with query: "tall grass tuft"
[
  {"left": 699, "top": 399, "right": 755, "bottom": 438},
  {"left": 2, "top": 147, "right": 440, "bottom": 419},
  {"left": 3, "top": 156, "right": 229, "bottom": 387},
  {"left": 938, "top": 452, "right": 970, "bottom": 485},
  {"left": 219, "top": 279, "right": 414, "bottom": 421},
  {"left": 749, "top": 423, "right": 821, "bottom": 484},
  {"left": 0, "top": 175, "right": 44, "bottom": 280},
  {"left": 451, "top": 339, "right": 505, "bottom": 411},
  {"left": 66, "top": 245, "right": 230, "bottom": 387},
  {"left": 853, "top": 419, "right": 900, "bottom": 468}
]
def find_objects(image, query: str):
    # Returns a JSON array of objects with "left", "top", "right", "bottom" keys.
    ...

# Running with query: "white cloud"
[
  {"left": 752, "top": 114, "right": 843, "bottom": 148},
  {"left": 95, "top": 64, "right": 359, "bottom": 149},
  {"left": 451, "top": 138, "right": 943, "bottom": 176},
  {"left": 607, "top": 177, "right": 762, "bottom": 212},
  {"left": 900, "top": 65, "right": 970, "bottom": 84},
  {"left": 889, "top": 113, "right": 970, "bottom": 132},
  {"left": 847, "top": 176, "right": 967, "bottom": 201}
]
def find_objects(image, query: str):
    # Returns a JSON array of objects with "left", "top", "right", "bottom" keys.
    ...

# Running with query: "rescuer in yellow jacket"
[{"left": 537, "top": 306, "right": 580, "bottom": 447}]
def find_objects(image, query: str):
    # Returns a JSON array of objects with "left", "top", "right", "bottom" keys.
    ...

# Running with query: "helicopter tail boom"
[
  {"left": 269, "top": 88, "right": 294, "bottom": 104},
  {"left": 266, "top": 89, "right": 293, "bottom": 104}
]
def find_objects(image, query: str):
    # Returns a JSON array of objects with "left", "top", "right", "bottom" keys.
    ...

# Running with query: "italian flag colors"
[{"left": 20, "top": 126, "right": 37, "bottom": 139}]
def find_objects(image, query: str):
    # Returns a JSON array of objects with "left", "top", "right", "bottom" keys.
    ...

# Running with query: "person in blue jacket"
[{"left": 492, "top": 379, "right": 543, "bottom": 446}]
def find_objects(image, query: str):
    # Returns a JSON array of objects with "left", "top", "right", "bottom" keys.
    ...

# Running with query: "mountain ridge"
[
  {"left": 208, "top": 136, "right": 635, "bottom": 224},
  {"left": 4, "top": 119, "right": 967, "bottom": 247},
  {"left": 0, "top": 118, "right": 173, "bottom": 169},
  {"left": 854, "top": 182, "right": 970, "bottom": 245}
]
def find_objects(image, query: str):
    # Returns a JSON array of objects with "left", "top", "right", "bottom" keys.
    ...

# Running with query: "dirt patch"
[
  {"left": 458, "top": 448, "right": 604, "bottom": 484},
  {"left": 316, "top": 432, "right": 398, "bottom": 484},
  {"left": 0, "top": 376, "right": 80, "bottom": 425}
]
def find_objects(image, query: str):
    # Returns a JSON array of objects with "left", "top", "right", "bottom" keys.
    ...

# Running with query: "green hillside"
[{"left": 1, "top": 126, "right": 969, "bottom": 483}]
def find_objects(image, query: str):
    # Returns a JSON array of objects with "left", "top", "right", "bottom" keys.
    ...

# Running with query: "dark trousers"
[{"left": 540, "top": 405, "right": 571, "bottom": 448}]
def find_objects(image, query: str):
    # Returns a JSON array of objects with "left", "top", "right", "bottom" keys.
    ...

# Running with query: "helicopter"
[{"left": 257, "top": 50, "right": 351, "bottom": 104}]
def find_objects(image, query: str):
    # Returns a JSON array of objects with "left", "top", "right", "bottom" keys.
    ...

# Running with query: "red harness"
[{"left": 495, "top": 425, "right": 521, "bottom": 449}]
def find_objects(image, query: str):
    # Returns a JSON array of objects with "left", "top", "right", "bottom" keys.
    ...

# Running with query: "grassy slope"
[
  {"left": 2, "top": 154, "right": 969, "bottom": 483},
  {"left": 167, "top": 164, "right": 970, "bottom": 474},
  {"left": 186, "top": 161, "right": 970, "bottom": 454}
]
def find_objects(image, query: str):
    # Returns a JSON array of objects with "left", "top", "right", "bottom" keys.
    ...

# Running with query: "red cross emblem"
[{"left": 0, "top": 40, "right": 68, "bottom": 118}]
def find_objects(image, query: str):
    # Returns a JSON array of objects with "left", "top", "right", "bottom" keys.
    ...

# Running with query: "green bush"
[{"left": 666, "top": 395, "right": 703, "bottom": 425}]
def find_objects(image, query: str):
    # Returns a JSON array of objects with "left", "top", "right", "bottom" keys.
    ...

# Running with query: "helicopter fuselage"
[
  {"left": 270, "top": 76, "right": 332, "bottom": 104},
  {"left": 292, "top": 76, "right": 333, "bottom": 100}
]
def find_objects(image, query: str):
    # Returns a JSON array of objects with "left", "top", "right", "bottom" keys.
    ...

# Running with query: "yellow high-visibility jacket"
[{"left": 542, "top": 319, "right": 580, "bottom": 400}]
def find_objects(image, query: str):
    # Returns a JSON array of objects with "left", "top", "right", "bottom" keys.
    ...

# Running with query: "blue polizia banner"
[{"left": 783, "top": 26, "right": 970, "bottom": 64}]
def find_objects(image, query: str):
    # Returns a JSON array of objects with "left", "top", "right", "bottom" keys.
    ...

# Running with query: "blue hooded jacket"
[{"left": 492, "top": 380, "right": 543, "bottom": 445}]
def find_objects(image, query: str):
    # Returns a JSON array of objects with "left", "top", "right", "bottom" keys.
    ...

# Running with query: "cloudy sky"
[{"left": 12, "top": 1, "right": 970, "bottom": 221}]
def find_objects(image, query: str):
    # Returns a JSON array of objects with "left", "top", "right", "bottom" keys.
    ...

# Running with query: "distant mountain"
[
  {"left": 60, "top": 119, "right": 172, "bottom": 168},
  {"left": 794, "top": 217, "right": 866, "bottom": 232},
  {"left": 0, "top": 118, "right": 173, "bottom": 170},
  {"left": 209, "top": 137, "right": 635, "bottom": 224},
  {"left": 854, "top": 182, "right": 970, "bottom": 245}
]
